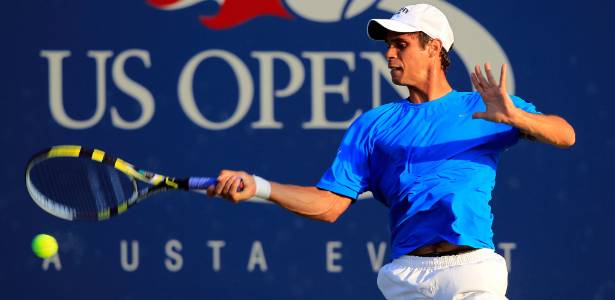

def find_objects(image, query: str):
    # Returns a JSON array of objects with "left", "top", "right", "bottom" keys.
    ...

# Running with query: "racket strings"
[{"left": 27, "top": 157, "right": 136, "bottom": 220}]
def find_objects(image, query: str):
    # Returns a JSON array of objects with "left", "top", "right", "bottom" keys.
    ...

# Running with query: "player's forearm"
[
  {"left": 210, "top": 170, "right": 352, "bottom": 222},
  {"left": 267, "top": 182, "right": 351, "bottom": 223},
  {"left": 509, "top": 108, "right": 575, "bottom": 148}
]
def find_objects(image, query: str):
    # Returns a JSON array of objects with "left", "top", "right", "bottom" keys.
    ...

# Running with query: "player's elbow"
[
  {"left": 311, "top": 194, "right": 351, "bottom": 223},
  {"left": 565, "top": 129, "right": 576, "bottom": 147},
  {"left": 317, "top": 209, "right": 344, "bottom": 223},
  {"left": 555, "top": 119, "right": 576, "bottom": 148},
  {"left": 559, "top": 135, "right": 575, "bottom": 148},
  {"left": 556, "top": 127, "right": 576, "bottom": 148}
]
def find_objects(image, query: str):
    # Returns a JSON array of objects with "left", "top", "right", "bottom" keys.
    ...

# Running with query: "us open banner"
[{"left": 2, "top": 1, "right": 612, "bottom": 299}]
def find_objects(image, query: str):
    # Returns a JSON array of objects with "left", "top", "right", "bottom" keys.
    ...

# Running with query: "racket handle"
[
  {"left": 188, "top": 177, "right": 217, "bottom": 189},
  {"left": 187, "top": 177, "right": 245, "bottom": 192}
]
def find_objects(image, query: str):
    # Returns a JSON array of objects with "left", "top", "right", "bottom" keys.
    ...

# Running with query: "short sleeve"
[
  {"left": 316, "top": 116, "right": 372, "bottom": 200},
  {"left": 511, "top": 95, "right": 541, "bottom": 114}
]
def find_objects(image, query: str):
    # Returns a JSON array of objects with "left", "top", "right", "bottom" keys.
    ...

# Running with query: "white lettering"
[
  {"left": 164, "top": 239, "right": 183, "bottom": 272},
  {"left": 250, "top": 51, "right": 305, "bottom": 129},
  {"left": 302, "top": 52, "right": 361, "bottom": 129},
  {"left": 498, "top": 242, "right": 517, "bottom": 272},
  {"left": 110, "top": 49, "right": 155, "bottom": 129},
  {"left": 207, "top": 240, "right": 226, "bottom": 272},
  {"left": 42, "top": 254, "right": 62, "bottom": 271},
  {"left": 326, "top": 241, "right": 343, "bottom": 273},
  {"left": 120, "top": 240, "right": 139, "bottom": 272},
  {"left": 41, "top": 50, "right": 111, "bottom": 129},
  {"left": 178, "top": 50, "right": 254, "bottom": 130},
  {"left": 246, "top": 240, "right": 268, "bottom": 272},
  {"left": 366, "top": 241, "right": 387, "bottom": 272}
]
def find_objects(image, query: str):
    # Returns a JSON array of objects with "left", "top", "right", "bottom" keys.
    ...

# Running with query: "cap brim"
[{"left": 367, "top": 19, "right": 421, "bottom": 40}]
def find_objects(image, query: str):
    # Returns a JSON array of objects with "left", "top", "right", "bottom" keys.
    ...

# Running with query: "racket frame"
[{"left": 25, "top": 145, "right": 200, "bottom": 221}]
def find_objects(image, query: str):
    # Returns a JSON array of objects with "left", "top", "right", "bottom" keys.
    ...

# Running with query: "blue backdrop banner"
[{"left": 2, "top": 1, "right": 613, "bottom": 299}]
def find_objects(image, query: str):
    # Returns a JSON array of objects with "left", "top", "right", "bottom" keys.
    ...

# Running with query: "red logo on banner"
[{"left": 147, "top": 0, "right": 293, "bottom": 30}]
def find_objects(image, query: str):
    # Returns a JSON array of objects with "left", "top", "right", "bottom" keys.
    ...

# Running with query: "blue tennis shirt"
[{"left": 317, "top": 91, "right": 539, "bottom": 259}]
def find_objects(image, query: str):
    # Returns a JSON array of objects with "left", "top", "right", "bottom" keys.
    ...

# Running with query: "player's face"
[{"left": 385, "top": 32, "right": 431, "bottom": 86}]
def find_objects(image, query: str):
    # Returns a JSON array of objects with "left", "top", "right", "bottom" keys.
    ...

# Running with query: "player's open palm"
[{"left": 470, "top": 63, "right": 518, "bottom": 124}]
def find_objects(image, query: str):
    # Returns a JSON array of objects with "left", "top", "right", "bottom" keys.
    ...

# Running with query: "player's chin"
[{"left": 390, "top": 77, "right": 403, "bottom": 86}]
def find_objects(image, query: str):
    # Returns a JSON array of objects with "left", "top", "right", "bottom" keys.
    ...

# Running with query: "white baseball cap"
[{"left": 367, "top": 3, "right": 454, "bottom": 51}]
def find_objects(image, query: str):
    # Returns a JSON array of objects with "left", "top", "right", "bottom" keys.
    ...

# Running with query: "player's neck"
[{"left": 406, "top": 71, "right": 452, "bottom": 104}]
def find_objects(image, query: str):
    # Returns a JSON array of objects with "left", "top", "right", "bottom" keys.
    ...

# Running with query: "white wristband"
[{"left": 253, "top": 175, "right": 271, "bottom": 199}]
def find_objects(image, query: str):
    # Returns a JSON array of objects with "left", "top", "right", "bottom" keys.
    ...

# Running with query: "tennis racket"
[{"left": 25, "top": 145, "right": 232, "bottom": 221}]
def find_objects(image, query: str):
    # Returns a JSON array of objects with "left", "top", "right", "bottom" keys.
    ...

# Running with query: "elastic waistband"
[{"left": 394, "top": 248, "right": 495, "bottom": 268}]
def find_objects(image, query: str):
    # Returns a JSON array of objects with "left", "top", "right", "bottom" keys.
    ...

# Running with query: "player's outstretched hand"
[
  {"left": 207, "top": 170, "right": 256, "bottom": 203},
  {"left": 470, "top": 63, "right": 520, "bottom": 125}
]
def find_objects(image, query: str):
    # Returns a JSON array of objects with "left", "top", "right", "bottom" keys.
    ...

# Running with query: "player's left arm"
[{"left": 470, "top": 63, "right": 576, "bottom": 148}]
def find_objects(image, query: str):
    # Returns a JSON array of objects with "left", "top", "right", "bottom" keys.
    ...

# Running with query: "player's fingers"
[
  {"left": 219, "top": 170, "right": 240, "bottom": 181},
  {"left": 219, "top": 169, "right": 233, "bottom": 176},
  {"left": 214, "top": 176, "right": 230, "bottom": 195},
  {"left": 217, "top": 171, "right": 232, "bottom": 182},
  {"left": 472, "top": 112, "right": 486, "bottom": 119},
  {"left": 213, "top": 182, "right": 223, "bottom": 195},
  {"left": 470, "top": 72, "right": 483, "bottom": 93},
  {"left": 206, "top": 185, "right": 216, "bottom": 197},
  {"left": 500, "top": 64, "right": 507, "bottom": 90},
  {"left": 216, "top": 170, "right": 236, "bottom": 192},
  {"left": 477, "top": 64, "right": 490, "bottom": 87},
  {"left": 485, "top": 63, "right": 497, "bottom": 86},
  {"left": 228, "top": 177, "right": 244, "bottom": 201},
  {"left": 222, "top": 176, "right": 236, "bottom": 195},
  {"left": 474, "top": 65, "right": 485, "bottom": 88}
]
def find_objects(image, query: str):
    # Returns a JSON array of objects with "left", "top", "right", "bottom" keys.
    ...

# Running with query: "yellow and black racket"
[{"left": 25, "top": 145, "right": 225, "bottom": 221}]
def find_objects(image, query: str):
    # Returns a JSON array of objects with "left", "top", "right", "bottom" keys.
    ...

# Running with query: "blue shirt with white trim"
[{"left": 317, "top": 91, "right": 539, "bottom": 259}]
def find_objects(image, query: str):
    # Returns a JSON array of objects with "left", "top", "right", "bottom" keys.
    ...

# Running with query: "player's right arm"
[
  {"left": 207, "top": 170, "right": 352, "bottom": 223},
  {"left": 209, "top": 108, "right": 377, "bottom": 223}
]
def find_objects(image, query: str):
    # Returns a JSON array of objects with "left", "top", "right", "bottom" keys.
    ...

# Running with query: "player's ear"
[{"left": 429, "top": 39, "right": 442, "bottom": 58}]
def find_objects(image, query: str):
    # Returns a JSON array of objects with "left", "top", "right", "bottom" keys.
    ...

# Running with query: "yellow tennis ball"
[{"left": 32, "top": 234, "right": 58, "bottom": 259}]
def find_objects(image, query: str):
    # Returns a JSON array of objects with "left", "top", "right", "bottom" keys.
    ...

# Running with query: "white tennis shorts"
[{"left": 377, "top": 248, "right": 508, "bottom": 300}]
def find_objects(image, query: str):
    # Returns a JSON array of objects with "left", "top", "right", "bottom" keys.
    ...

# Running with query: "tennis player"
[{"left": 208, "top": 4, "right": 575, "bottom": 299}]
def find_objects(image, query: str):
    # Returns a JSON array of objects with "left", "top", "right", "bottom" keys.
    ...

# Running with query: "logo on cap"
[{"left": 396, "top": 7, "right": 409, "bottom": 16}]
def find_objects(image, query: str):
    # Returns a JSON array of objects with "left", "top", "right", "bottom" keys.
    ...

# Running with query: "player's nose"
[{"left": 385, "top": 46, "right": 397, "bottom": 60}]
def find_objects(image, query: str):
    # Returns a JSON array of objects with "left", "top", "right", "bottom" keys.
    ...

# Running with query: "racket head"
[{"left": 25, "top": 145, "right": 167, "bottom": 221}]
